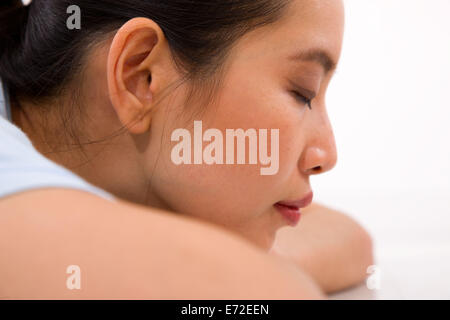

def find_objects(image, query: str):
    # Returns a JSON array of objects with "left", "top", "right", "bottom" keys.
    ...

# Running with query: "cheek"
[
  {"left": 143, "top": 111, "right": 271, "bottom": 228},
  {"left": 150, "top": 162, "right": 271, "bottom": 231},
  {"left": 143, "top": 75, "right": 304, "bottom": 229},
  {"left": 278, "top": 125, "right": 303, "bottom": 177},
  {"left": 214, "top": 80, "right": 304, "bottom": 185}
]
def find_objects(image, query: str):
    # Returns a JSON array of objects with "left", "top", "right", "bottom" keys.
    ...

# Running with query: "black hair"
[{"left": 0, "top": 0, "right": 290, "bottom": 101}]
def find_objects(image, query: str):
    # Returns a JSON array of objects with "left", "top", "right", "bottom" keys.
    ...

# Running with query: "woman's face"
[{"left": 128, "top": 0, "right": 344, "bottom": 249}]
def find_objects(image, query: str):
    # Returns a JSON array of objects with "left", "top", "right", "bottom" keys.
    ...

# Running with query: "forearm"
[
  {"left": 271, "top": 203, "right": 374, "bottom": 294},
  {"left": 0, "top": 189, "right": 325, "bottom": 299}
]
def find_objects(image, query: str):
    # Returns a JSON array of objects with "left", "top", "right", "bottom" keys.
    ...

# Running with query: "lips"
[
  {"left": 276, "top": 191, "right": 314, "bottom": 210},
  {"left": 274, "top": 191, "right": 313, "bottom": 226}
]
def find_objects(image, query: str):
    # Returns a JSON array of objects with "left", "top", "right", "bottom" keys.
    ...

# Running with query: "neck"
[{"left": 11, "top": 98, "right": 164, "bottom": 207}]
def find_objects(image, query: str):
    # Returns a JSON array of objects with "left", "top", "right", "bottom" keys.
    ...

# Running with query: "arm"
[
  {"left": 271, "top": 202, "right": 374, "bottom": 294},
  {"left": 0, "top": 189, "right": 324, "bottom": 299}
]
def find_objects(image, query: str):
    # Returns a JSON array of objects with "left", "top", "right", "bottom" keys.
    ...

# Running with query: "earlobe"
[{"left": 106, "top": 18, "right": 166, "bottom": 135}]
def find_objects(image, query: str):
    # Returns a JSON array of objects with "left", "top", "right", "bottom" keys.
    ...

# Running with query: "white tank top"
[{"left": 0, "top": 79, "right": 115, "bottom": 201}]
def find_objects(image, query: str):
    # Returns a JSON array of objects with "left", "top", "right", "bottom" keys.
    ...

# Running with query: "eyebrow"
[{"left": 288, "top": 48, "right": 338, "bottom": 75}]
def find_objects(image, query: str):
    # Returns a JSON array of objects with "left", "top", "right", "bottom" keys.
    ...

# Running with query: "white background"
[{"left": 314, "top": 0, "right": 450, "bottom": 299}]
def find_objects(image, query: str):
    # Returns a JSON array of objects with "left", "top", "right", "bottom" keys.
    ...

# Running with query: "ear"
[{"left": 107, "top": 18, "right": 169, "bottom": 135}]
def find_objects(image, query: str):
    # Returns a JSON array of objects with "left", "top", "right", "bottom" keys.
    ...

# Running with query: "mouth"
[{"left": 273, "top": 191, "right": 314, "bottom": 226}]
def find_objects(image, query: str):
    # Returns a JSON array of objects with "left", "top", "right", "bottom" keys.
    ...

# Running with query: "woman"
[{"left": 0, "top": 0, "right": 373, "bottom": 298}]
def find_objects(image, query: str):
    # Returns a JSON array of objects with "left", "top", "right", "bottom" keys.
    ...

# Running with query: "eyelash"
[{"left": 292, "top": 91, "right": 313, "bottom": 110}]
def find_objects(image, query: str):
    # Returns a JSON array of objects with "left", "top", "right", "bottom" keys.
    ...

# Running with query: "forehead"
[{"left": 233, "top": 0, "right": 345, "bottom": 66}]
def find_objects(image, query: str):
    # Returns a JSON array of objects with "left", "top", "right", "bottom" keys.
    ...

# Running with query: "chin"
[
  {"left": 259, "top": 235, "right": 277, "bottom": 251},
  {"left": 239, "top": 228, "right": 277, "bottom": 251},
  {"left": 231, "top": 213, "right": 284, "bottom": 251}
]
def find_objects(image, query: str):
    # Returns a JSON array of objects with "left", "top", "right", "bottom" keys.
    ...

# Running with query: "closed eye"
[{"left": 292, "top": 91, "right": 313, "bottom": 110}]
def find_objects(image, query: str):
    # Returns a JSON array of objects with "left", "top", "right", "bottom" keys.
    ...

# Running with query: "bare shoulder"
[{"left": 0, "top": 189, "right": 324, "bottom": 299}]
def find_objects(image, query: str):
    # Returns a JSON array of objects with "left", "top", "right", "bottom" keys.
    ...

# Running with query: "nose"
[{"left": 299, "top": 112, "right": 338, "bottom": 176}]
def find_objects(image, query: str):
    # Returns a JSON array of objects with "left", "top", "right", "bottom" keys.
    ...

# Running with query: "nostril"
[{"left": 312, "top": 166, "right": 322, "bottom": 173}]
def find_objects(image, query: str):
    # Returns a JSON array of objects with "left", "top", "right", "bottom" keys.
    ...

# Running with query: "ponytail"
[
  {"left": 0, "top": 0, "right": 29, "bottom": 96},
  {"left": 0, "top": 0, "right": 29, "bottom": 59}
]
